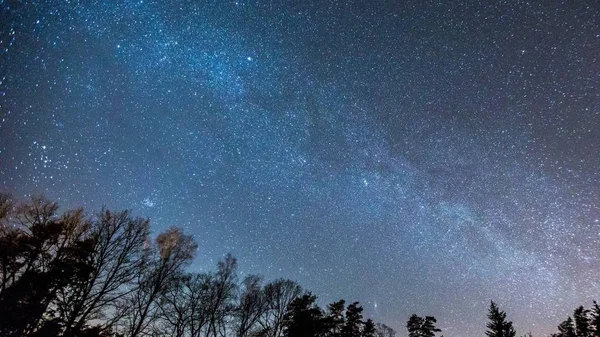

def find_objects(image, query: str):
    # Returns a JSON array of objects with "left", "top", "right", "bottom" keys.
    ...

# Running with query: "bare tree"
[
  {"left": 186, "top": 272, "right": 216, "bottom": 337},
  {"left": 234, "top": 274, "right": 267, "bottom": 337},
  {"left": 153, "top": 273, "right": 192, "bottom": 337},
  {"left": 376, "top": 323, "right": 396, "bottom": 337},
  {"left": 57, "top": 209, "right": 150, "bottom": 336},
  {"left": 205, "top": 254, "right": 238, "bottom": 337},
  {"left": 117, "top": 227, "right": 197, "bottom": 337},
  {"left": 258, "top": 279, "right": 302, "bottom": 337}
]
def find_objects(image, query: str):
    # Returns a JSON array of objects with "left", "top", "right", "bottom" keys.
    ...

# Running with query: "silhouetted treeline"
[{"left": 0, "top": 193, "right": 598, "bottom": 337}]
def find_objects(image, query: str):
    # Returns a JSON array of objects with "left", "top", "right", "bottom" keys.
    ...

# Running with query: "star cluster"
[{"left": 1, "top": 1, "right": 599, "bottom": 337}]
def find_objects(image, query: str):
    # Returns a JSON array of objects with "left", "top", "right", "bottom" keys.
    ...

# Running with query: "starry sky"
[{"left": 1, "top": 1, "right": 599, "bottom": 336}]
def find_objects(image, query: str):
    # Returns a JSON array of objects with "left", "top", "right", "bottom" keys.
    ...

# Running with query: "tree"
[
  {"left": 117, "top": 227, "right": 197, "bottom": 337},
  {"left": 283, "top": 293, "right": 325, "bottom": 337},
  {"left": 486, "top": 301, "right": 516, "bottom": 337},
  {"left": 186, "top": 272, "right": 217, "bottom": 337},
  {"left": 574, "top": 306, "right": 592, "bottom": 337},
  {"left": 591, "top": 302, "right": 600, "bottom": 337},
  {"left": 363, "top": 319, "right": 377, "bottom": 337},
  {"left": 376, "top": 323, "right": 396, "bottom": 337},
  {"left": 557, "top": 317, "right": 577, "bottom": 337},
  {"left": 153, "top": 273, "right": 195, "bottom": 337},
  {"left": 235, "top": 274, "right": 267, "bottom": 337},
  {"left": 0, "top": 196, "right": 95, "bottom": 337},
  {"left": 324, "top": 300, "right": 345, "bottom": 337},
  {"left": 205, "top": 254, "right": 239, "bottom": 337},
  {"left": 259, "top": 279, "right": 303, "bottom": 337},
  {"left": 341, "top": 302, "right": 363, "bottom": 337},
  {"left": 58, "top": 209, "right": 150, "bottom": 336},
  {"left": 407, "top": 315, "right": 440, "bottom": 337}
]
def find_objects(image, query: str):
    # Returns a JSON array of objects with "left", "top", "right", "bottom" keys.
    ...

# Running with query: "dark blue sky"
[{"left": 1, "top": 1, "right": 599, "bottom": 337}]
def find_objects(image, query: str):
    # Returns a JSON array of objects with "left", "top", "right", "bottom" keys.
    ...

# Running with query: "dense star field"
[{"left": 1, "top": 1, "right": 599, "bottom": 336}]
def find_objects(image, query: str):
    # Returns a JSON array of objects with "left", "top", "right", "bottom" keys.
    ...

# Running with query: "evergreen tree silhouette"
[
  {"left": 363, "top": 319, "right": 377, "bottom": 337},
  {"left": 486, "top": 301, "right": 516, "bottom": 337},
  {"left": 591, "top": 302, "right": 600, "bottom": 337},
  {"left": 557, "top": 317, "right": 577, "bottom": 337},
  {"left": 407, "top": 314, "right": 441, "bottom": 337},
  {"left": 324, "top": 300, "right": 346, "bottom": 337},
  {"left": 341, "top": 302, "right": 364, "bottom": 337},
  {"left": 574, "top": 306, "right": 592, "bottom": 337},
  {"left": 283, "top": 293, "right": 326, "bottom": 337}
]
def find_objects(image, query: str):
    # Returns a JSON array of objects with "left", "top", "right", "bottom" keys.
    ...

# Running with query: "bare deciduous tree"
[
  {"left": 259, "top": 279, "right": 302, "bottom": 337},
  {"left": 117, "top": 227, "right": 197, "bottom": 337},
  {"left": 235, "top": 274, "right": 267, "bottom": 337},
  {"left": 206, "top": 254, "right": 238, "bottom": 337},
  {"left": 57, "top": 209, "right": 150, "bottom": 336}
]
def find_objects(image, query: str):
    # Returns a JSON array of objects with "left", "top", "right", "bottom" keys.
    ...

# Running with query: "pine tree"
[
  {"left": 342, "top": 302, "right": 364, "bottom": 337},
  {"left": 407, "top": 314, "right": 440, "bottom": 337},
  {"left": 324, "top": 300, "right": 346, "bottom": 337},
  {"left": 558, "top": 317, "right": 577, "bottom": 337},
  {"left": 283, "top": 293, "right": 325, "bottom": 337},
  {"left": 591, "top": 302, "right": 600, "bottom": 337},
  {"left": 363, "top": 319, "right": 377, "bottom": 337},
  {"left": 486, "top": 301, "right": 516, "bottom": 337},
  {"left": 574, "top": 306, "right": 592, "bottom": 337},
  {"left": 422, "top": 317, "right": 441, "bottom": 337}
]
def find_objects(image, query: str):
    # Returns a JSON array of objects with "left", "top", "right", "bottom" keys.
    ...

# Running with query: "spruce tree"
[
  {"left": 325, "top": 300, "right": 346, "bottom": 337},
  {"left": 486, "top": 301, "right": 516, "bottom": 337},
  {"left": 407, "top": 314, "right": 441, "bottom": 337},
  {"left": 364, "top": 319, "right": 377, "bottom": 337},
  {"left": 407, "top": 315, "right": 425, "bottom": 337},
  {"left": 558, "top": 317, "right": 577, "bottom": 337},
  {"left": 342, "top": 302, "right": 364, "bottom": 337},
  {"left": 422, "top": 317, "right": 441, "bottom": 337},
  {"left": 591, "top": 302, "right": 600, "bottom": 337},
  {"left": 283, "top": 293, "right": 325, "bottom": 337},
  {"left": 574, "top": 306, "right": 592, "bottom": 337}
]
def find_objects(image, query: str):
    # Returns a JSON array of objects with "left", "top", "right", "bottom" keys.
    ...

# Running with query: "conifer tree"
[
  {"left": 591, "top": 302, "right": 600, "bottom": 337},
  {"left": 325, "top": 300, "right": 346, "bottom": 337},
  {"left": 574, "top": 306, "right": 592, "bottom": 337},
  {"left": 283, "top": 293, "right": 325, "bottom": 337},
  {"left": 486, "top": 301, "right": 516, "bottom": 337},
  {"left": 364, "top": 319, "right": 377, "bottom": 337},
  {"left": 558, "top": 317, "right": 577, "bottom": 337},
  {"left": 342, "top": 302, "right": 364, "bottom": 337},
  {"left": 407, "top": 314, "right": 441, "bottom": 337}
]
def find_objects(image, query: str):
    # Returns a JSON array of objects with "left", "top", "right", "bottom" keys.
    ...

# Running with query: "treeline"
[{"left": 0, "top": 194, "right": 598, "bottom": 337}]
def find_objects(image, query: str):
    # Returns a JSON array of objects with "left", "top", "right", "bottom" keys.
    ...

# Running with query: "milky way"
[{"left": 1, "top": 2, "right": 599, "bottom": 337}]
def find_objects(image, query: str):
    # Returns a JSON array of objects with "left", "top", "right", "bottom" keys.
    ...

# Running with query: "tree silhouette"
[
  {"left": 591, "top": 302, "right": 600, "bottom": 337},
  {"left": 259, "top": 278, "right": 303, "bottom": 337},
  {"left": 573, "top": 306, "right": 592, "bottom": 337},
  {"left": 486, "top": 301, "right": 516, "bottom": 337},
  {"left": 407, "top": 314, "right": 441, "bottom": 337},
  {"left": 557, "top": 317, "right": 577, "bottom": 337},
  {"left": 235, "top": 274, "right": 267, "bottom": 337},
  {"left": 0, "top": 196, "right": 95, "bottom": 337},
  {"left": 206, "top": 254, "right": 239, "bottom": 337},
  {"left": 283, "top": 293, "right": 325, "bottom": 337},
  {"left": 363, "top": 319, "right": 377, "bottom": 337},
  {"left": 341, "top": 302, "right": 364, "bottom": 337},
  {"left": 324, "top": 300, "right": 346, "bottom": 337},
  {"left": 117, "top": 227, "right": 197, "bottom": 337},
  {"left": 376, "top": 323, "right": 396, "bottom": 337},
  {"left": 58, "top": 209, "right": 149, "bottom": 336},
  {"left": 3, "top": 192, "right": 600, "bottom": 337}
]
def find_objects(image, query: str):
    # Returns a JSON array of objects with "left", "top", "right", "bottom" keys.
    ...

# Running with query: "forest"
[{"left": 0, "top": 193, "right": 598, "bottom": 337}]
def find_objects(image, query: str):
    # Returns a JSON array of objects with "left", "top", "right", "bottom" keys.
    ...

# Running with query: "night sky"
[{"left": 1, "top": 1, "right": 600, "bottom": 337}]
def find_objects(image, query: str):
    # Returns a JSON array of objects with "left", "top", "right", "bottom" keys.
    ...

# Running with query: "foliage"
[{"left": 1, "top": 192, "right": 599, "bottom": 337}]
